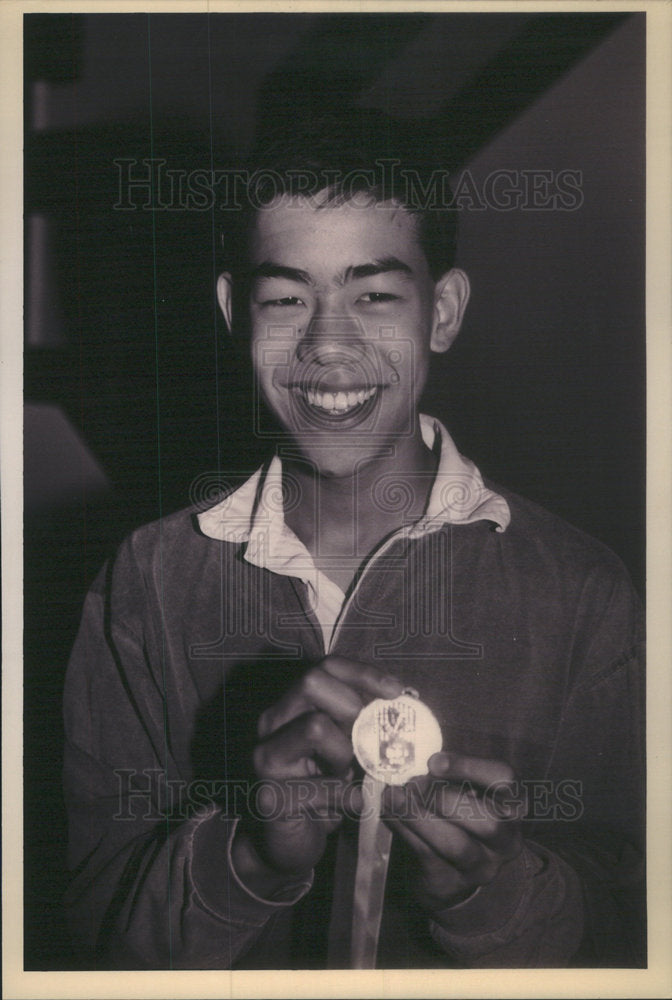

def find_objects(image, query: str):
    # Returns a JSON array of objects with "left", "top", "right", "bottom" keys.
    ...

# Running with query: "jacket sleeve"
[
  {"left": 529, "top": 636, "right": 646, "bottom": 967},
  {"left": 426, "top": 557, "right": 645, "bottom": 968},
  {"left": 63, "top": 555, "right": 311, "bottom": 970}
]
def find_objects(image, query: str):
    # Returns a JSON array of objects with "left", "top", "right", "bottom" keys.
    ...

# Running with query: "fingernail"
[
  {"left": 430, "top": 752, "right": 450, "bottom": 774},
  {"left": 382, "top": 676, "right": 403, "bottom": 696}
]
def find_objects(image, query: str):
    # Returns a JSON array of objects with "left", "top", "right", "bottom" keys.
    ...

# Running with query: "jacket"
[{"left": 63, "top": 479, "right": 645, "bottom": 969}]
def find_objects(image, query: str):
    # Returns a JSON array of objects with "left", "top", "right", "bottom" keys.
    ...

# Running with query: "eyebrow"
[
  {"left": 249, "top": 256, "right": 414, "bottom": 287},
  {"left": 249, "top": 262, "right": 313, "bottom": 285},
  {"left": 340, "top": 257, "right": 413, "bottom": 283}
]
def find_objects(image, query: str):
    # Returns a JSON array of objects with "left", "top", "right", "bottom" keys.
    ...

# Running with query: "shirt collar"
[
  {"left": 197, "top": 415, "right": 510, "bottom": 570},
  {"left": 415, "top": 413, "right": 510, "bottom": 533}
]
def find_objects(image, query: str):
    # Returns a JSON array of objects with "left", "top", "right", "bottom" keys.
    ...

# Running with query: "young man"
[{"left": 63, "top": 118, "right": 645, "bottom": 969}]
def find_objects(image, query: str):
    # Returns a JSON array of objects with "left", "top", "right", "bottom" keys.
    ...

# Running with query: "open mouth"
[
  {"left": 298, "top": 385, "right": 378, "bottom": 416},
  {"left": 287, "top": 382, "right": 382, "bottom": 427},
  {"left": 279, "top": 345, "right": 387, "bottom": 428}
]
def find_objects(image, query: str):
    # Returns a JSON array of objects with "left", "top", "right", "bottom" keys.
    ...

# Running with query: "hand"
[
  {"left": 382, "top": 752, "right": 526, "bottom": 913},
  {"left": 232, "top": 656, "right": 403, "bottom": 896}
]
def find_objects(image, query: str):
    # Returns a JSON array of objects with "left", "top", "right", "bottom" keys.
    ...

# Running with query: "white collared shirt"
[{"left": 198, "top": 415, "right": 510, "bottom": 650}]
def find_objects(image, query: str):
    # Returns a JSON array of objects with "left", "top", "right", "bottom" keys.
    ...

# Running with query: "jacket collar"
[{"left": 198, "top": 415, "right": 510, "bottom": 565}]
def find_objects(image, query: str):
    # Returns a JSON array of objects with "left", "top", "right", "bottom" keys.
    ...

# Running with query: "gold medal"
[{"left": 352, "top": 687, "right": 442, "bottom": 786}]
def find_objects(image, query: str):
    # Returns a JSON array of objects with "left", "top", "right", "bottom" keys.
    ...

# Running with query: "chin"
[
  {"left": 303, "top": 441, "right": 389, "bottom": 481},
  {"left": 303, "top": 453, "right": 359, "bottom": 480},
  {"left": 316, "top": 463, "right": 358, "bottom": 480}
]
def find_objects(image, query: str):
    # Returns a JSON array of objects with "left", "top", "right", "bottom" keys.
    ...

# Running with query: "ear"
[
  {"left": 430, "top": 269, "right": 470, "bottom": 353},
  {"left": 216, "top": 271, "right": 233, "bottom": 333}
]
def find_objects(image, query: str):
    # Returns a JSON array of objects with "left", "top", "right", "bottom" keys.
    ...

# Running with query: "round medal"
[{"left": 352, "top": 689, "right": 443, "bottom": 786}]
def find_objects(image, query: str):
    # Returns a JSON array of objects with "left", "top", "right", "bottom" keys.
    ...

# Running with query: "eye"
[
  {"left": 358, "top": 292, "right": 399, "bottom": 304},
  {"left": 263, "top": 296, "right": 305, "bottom": 307}
]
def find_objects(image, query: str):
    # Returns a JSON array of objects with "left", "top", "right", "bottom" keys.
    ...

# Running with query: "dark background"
[{"left": 23, "top": 12, "right": 645, "bottom": 969}]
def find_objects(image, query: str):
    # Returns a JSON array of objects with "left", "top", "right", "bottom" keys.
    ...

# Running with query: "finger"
[
  {"left": 254, "top": 776, "right": 359, "bottom": 824},
  {"left": 246, "top": 777, "right": 360, "bottom": 876},
  {"left": 429, "top": 752, "right": 518, "bottom": 791},
  {"left": 258, "top": 659, "right": 404, "bottom": 739},
  {"left": 383, "top": 785, "right": 484, "bottom": 871},
  {"left": 254, "top": 711, "right": 354, "bottom": 779},
  {"left": 406, "top": 775, "right": 525, "bottom": 838},
  {"left": 383, "top": 814, "right": 435, "bottom": 860},
  {"left": 381, "top": 817, "right": 477, "bottom": 908},
  {"left": 319, "top": 656, "right": 404, "bottom": 701},
  {"left": 406, "top": 779, "right": 500, "bottom": 840},
  {"left": 258, "top": 668, "right": 365, "bottom": 738},
  {"left": 250, "top": 786, "right": 340, "bottom": 874}
]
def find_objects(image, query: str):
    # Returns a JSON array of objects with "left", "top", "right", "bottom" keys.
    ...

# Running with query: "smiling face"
[{"left": 218, "top": 195, "right": 469, "bottom": 478}]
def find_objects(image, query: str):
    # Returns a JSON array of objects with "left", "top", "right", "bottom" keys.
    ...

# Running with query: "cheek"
[
  {"left": 387, "top": 330, "right": 431, "bottom": 379},
  {"left": 407, "top": 338, "right": 432, "bottom": 395},
  {"left": 250, "top": 342, "right": 277, "bottom": 390}
]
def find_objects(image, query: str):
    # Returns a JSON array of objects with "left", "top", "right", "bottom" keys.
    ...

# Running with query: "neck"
[{"left": 282, "top": 427, "right": 438, "bottom": 560}]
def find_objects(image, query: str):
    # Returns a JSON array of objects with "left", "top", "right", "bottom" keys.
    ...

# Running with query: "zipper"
[{"left": 325, "top": 517, "right": 444, "bottom": 656}]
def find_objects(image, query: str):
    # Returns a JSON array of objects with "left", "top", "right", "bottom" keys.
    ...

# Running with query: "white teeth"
[{"left": 301, "top": 385, "right": 378, "bottom": 414}]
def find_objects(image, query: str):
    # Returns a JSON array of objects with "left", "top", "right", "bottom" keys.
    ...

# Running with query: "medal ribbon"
[
  {"left": 339, "top": 689, "right": 441, "bottom": 968},
  {"left": 350, "top": 773, "right": 393, "bottom": 968}
]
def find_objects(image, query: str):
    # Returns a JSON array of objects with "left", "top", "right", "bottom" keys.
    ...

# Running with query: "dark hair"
[{"left": 223, "top": 109, "right": 458, "bottom": 283}]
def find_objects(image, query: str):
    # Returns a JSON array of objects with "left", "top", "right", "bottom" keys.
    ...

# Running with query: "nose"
[{"left": 295, "top": 315, "right": 368, "bottom": 366}]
